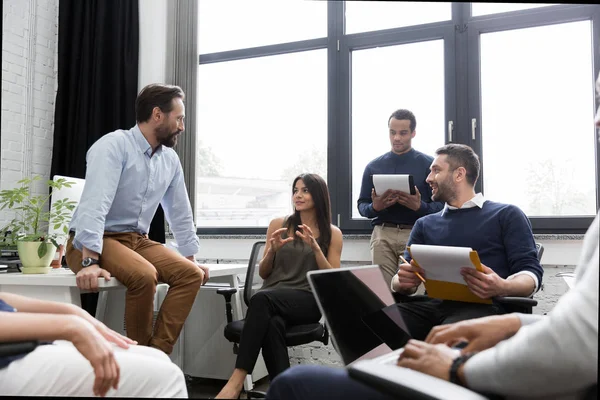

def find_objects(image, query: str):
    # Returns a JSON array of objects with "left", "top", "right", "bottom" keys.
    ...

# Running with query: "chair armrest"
[
  {"left": 216, "top": 287, "right": 238, "bottom": 324},
  {"left": 494, "top": 296, "right": 537, "bottom": 307},
  {"left": 216, "top": 287, "right": 238, "bottom": 297},
  {"left": 0, "top": 340, "right": 39, "bottom": 357}
]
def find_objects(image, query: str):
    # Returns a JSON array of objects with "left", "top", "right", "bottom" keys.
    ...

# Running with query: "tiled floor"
[{"left": 186, "top": 375, "right": 271, "bottom": 399}]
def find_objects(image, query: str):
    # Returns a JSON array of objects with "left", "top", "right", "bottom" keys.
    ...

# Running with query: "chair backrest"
[
  {"left": 243, "top": 241, "right": 266, "bottom": 307},
  {"left": 535, "top": 242, "right": 544, "bottom": 262},
  {"left": 48, "top": 175, "right": 86, "bottom": 246}
]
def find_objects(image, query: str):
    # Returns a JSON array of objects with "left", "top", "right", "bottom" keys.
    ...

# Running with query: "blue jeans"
[{"left": 266, "top": 365, "right": 396, "bottom": 400}]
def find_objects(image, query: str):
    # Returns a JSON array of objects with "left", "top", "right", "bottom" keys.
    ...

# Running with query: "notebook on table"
[{"left": 307, "top": 265, "right": 490, "bottom": 400}]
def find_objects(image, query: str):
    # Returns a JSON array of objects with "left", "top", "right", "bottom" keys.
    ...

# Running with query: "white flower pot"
[{"left": 16, "top": 241, "right": 57, "bottom": 274}]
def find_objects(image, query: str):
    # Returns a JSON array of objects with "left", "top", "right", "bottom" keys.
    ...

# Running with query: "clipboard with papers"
[
  {"left": 372, "top": 174, "right": 416, "bottom": 196},
  {"left": 407, "top": 244, "right": 492, "bottom": 304}
]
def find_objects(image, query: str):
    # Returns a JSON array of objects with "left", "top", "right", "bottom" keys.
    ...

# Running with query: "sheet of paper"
[
  {"left": 409, "top": 244, "right": 477, "bottom": 285},
  {"left": 373, "top": 174, "right": 412, "bottom": 195}
]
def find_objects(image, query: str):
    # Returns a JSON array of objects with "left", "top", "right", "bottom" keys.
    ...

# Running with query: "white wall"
[
  {"left": 1, "top": 0, "right": 59, "bottom": 226},
  {"left": 138, "top": 0, "right": 167, "bottom": 90}
]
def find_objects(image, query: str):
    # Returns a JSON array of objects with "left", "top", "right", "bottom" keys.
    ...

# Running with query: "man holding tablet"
[{"left": 357, "top": 109, "right": 444, "bottom": 287}]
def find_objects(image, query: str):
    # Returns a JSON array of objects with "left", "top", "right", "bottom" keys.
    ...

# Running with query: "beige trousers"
[
  {"left": 0, "top": 341, "right": 187, "bottom": 397},
  {"left": 370, "top": 225, "right": 412, "bottom": 288}
]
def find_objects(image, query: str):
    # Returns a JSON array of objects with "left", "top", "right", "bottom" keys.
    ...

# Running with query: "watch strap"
[
  {"left": 449, "top": 352, "right": 474, "bottom": 386},
  {"left": 82, "top": 257, "right": 100, "bottom": 267}
]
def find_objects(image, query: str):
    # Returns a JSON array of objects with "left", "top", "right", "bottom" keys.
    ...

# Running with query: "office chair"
[
  {"left": 0, "top": 340, "right": 39, "bottom": 358},
  {"left": 393, "top": 243, "right": 545, "bottom": 314},
  {"left": 216, "top": 241, "right": 329, "bottom": 399}
]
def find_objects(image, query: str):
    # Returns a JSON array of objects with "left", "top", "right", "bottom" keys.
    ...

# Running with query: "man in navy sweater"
[
  {"left": 357, "top": 109, "right": 444, "bottom": 287},
  {"left": 392, "top": 143, "right": 543, "bottom": 340}
]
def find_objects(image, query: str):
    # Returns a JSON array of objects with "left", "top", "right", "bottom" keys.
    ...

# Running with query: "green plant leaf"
[{"left": 37, "top": 241, "right": 48, "bottom": 258}]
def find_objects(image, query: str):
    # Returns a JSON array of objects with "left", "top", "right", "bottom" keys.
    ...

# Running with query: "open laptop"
[
  {"left": 307, "top": 265, "right": 490, "bottom": 400},
  {"left": 307, "top": 265, "right": 411, "bottom": 366}
]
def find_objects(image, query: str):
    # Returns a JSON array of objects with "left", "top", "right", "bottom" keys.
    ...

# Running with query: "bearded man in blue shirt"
[{"left": 65, "top": 83, "right": 208, "bottom": 355}]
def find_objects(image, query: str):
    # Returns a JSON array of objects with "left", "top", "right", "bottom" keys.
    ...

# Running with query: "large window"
[
  {"left": 479, "top": 21, "right": 595, "bottom": 217},
  {"left": 351, "top": 40, "right": 446, "bottom": 219},
  {"left": 197, "top": 2, "right": 600, "bottom": 234},
  {"left": 196, "top": 50, "right": 327, "bottom": 228}
]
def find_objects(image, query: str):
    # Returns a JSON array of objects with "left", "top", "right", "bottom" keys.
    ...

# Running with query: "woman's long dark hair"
[{"left": 284, "top": 173, "right": 333, "bottom": 256}]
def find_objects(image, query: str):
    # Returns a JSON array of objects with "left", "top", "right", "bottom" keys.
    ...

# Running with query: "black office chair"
[
  {"left": 0, "top": 340, "right": 39, "bottom": 358},
  {"left": 216, "top": 241, "right": 329, "bottom": 399},
  {"left": 393, "top": 243, "right": 545, "bottom": 314}
]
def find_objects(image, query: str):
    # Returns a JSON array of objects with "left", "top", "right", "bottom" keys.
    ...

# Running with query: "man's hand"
[
  {"left": 425, "top": 314, "right": 522, "bottom": 354},
  {"left": 396, "top": 340, "right": 458, "bottom": 381},
  {"left": 395, "top": 186, "right": 422, "bottom": 211},
  {"left": 69, "top": 316, "right": 120, "bottom": 397},
  {"left": 394, "top": 260, "right": 426, "bottom": 293},
  {"left": 186, "top": 255, "right": 209, "bottom": 285},
  {"left": 371, "top": 189, "right": 400, "bottom": 212},
  {"left": 461, "top": 264, "right": 507, "bottom": 298},
  {"left": 76, "top": 265, "right": 111, "bottom": 292}
]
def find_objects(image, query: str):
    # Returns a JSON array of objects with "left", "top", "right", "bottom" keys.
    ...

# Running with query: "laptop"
[
  {"left": 306, "top": 265, "right": 411, "bottom": 366},
  {"left": 307, "top": 265, "right": 490, "bottom": 400}
]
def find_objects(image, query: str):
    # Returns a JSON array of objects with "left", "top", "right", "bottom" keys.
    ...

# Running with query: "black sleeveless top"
[{"left": 261, "top": 226, "right": 320, "bottom": 292}]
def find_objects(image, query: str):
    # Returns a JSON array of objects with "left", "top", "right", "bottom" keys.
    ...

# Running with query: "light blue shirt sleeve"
[
  {"left": 161, "top": 160, "right": 200, "bottom": 257},
  {"left": 73, "top": 136, "right": 123, "bottom": 255}
]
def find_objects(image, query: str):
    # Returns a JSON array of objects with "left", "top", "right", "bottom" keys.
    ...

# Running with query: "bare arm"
[
  {"left": 0, "top": 311, "right": 85, "bottom": 343},
  {"left": 259, "top": 217, "right": 289, "bottom": 280},
  {"left": 0, "top": 292, "right": 93, "bottom": 324},
  {"left": 312, "top": 225, "right": 343, "bottom": 270}
]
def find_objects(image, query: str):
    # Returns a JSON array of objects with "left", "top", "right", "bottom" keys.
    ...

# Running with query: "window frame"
[{"left": 196, "top": 1, "right": 600, "bottom": 235}]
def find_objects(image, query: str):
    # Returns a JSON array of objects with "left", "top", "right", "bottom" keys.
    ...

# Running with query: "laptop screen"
[{"left": 307, "top": 266, "right": 411, "bottom": 365}]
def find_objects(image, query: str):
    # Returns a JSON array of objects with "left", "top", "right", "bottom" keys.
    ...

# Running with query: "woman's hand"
[
  {"left": 269, "top": 227, "right": 294, "bottom": 253},
  {"left": 295, "top": 224, "right": 319, "bottom": 251},
  {"left": 68, "top": 316, "right": 121, "bottom": 397}
]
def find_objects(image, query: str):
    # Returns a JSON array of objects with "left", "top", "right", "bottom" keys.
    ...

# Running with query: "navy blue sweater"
[
  {"left": 405, "top": 201, "right": 543, "bottom": 285},
  {"left": 357, "top": 149, "right": 444, "bottom": 226}
]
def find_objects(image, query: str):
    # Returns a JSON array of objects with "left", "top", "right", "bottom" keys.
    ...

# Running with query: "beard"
[
  {"left": 156, "top": 124, "right": 181, "bottom": 148},
  {"left": 431, "top": 178, "right": 455, "bottom": 204}
]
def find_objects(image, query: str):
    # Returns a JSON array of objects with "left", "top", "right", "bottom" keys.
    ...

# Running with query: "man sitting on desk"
[
  {"left": 392, "top": 143, "right": 543, "bottom": 340},
  {"left": 65, "top": 84, "right": 209, "bottom": 355}
]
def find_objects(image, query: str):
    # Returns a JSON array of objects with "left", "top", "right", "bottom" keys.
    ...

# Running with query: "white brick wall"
[{"left": 1, "top": 0, "right": 59, "bottom": 225}]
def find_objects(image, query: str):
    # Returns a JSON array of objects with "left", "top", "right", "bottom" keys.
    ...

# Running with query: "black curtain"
[{"left": 51, "top": 0, "right": 164, "bottom": 315}]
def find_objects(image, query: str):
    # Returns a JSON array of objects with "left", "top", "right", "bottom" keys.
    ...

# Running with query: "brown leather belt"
[{"left": 379, "top": 222, "right": 413, "bottom": 230}]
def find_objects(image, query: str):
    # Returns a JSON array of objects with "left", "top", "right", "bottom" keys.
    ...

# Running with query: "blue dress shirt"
[{"left": 69, "top": 125, "right": 200, "bottom": 257}]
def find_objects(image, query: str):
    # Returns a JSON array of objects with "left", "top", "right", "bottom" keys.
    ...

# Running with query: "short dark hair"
[
  {"left": 435, "top": 144, "right": 480, "bottom": 186},
  {"left": 388, "top": 109, "right": 416, "bottom": 132},
  {"left": 135, "top": 84, "right": 185, "bottom": 123}
]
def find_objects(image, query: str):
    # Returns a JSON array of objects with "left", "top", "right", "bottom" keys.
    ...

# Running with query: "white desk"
[
  {"left": 0, "top": 263, "right": 266, "bottom": 387},
  {"left": 0, "top": 267, "right": 125, "bottom": 312}
]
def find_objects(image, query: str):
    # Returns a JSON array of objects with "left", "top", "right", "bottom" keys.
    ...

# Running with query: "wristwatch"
[
  {"left": 449, "top": 353, "right": 474, "bottom": 386},
  {"left": 81, "top": 257, "right": 100, "bottom": 268}
]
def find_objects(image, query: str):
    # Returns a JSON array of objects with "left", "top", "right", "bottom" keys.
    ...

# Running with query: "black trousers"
[
  {"left": 397, "top": 297, "right": 505, "bottom": 340},
  {"left": 235, "top": 288, "right": 321, "bottom": 380}
]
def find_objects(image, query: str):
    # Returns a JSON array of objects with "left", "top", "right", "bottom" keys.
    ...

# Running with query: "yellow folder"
[{"left": 407, "top": 246, "right": 492, "bottom": 305}]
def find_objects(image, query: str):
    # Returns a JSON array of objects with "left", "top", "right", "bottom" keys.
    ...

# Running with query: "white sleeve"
[{"left": 463, "top": 244, "right": 599, "bottom": 398}]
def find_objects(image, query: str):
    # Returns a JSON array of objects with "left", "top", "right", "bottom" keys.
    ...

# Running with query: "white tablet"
[{"left": 372, "top": 174, "right": 416, "bottom": 195}]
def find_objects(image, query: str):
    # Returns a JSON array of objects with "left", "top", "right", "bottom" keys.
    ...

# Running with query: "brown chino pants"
[{"left": 65, "top": 232, "right": 203, "bottom": 355}]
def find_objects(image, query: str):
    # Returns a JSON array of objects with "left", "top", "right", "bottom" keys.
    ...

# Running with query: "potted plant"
[{"left": 0, "top": 176, "right": 77, "bottom": 274}]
